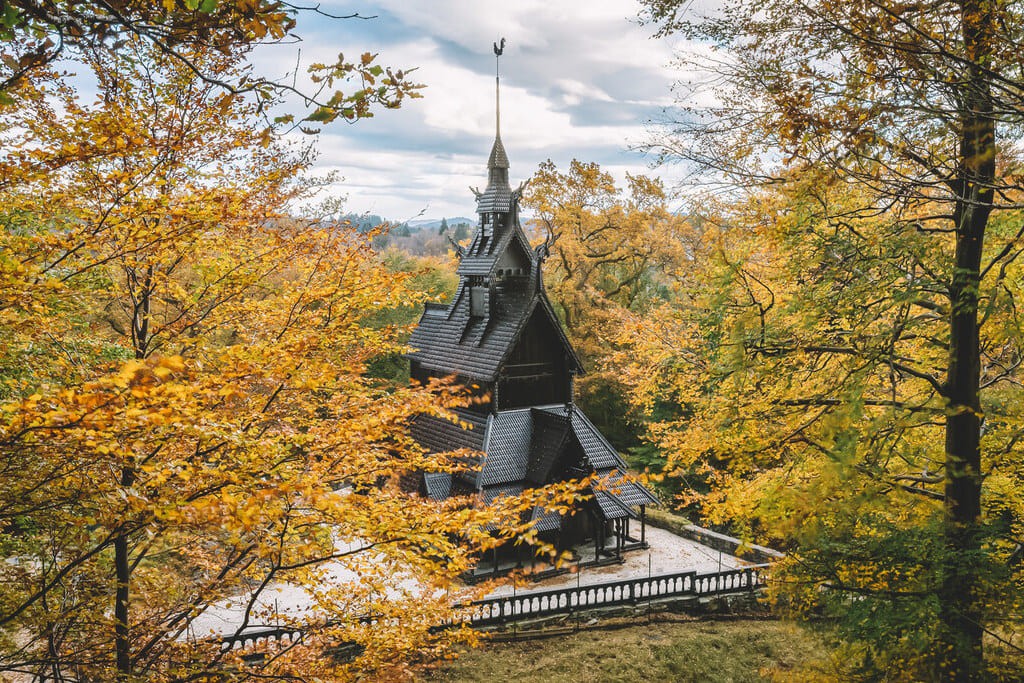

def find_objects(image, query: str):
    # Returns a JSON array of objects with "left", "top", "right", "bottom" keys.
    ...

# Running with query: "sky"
[{"left": 250, "top": 1, "right": 688, "bottom": 222}]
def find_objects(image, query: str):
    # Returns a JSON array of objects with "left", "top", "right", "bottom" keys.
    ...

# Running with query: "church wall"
[
  {"left": 496, "top": 310, "right": 570, "bottom": 409},
  {"left": 494, "top": 240, "right": 530, "bottom": 278}
]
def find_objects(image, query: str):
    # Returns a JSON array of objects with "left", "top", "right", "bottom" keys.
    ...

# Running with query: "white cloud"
[{"left": 265, "top": 0, "right": 691, "bottom": 219}]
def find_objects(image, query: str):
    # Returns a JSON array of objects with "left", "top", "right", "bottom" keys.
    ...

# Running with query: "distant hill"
[
  {"left": 340, "top": 214, "right": 476, "bottom": 233},
  {"left": 407, "top": 217, "right": 476, "bottom": 232},
  {"left": 337, "top": 213, "right": 479, "bottom": 256}
]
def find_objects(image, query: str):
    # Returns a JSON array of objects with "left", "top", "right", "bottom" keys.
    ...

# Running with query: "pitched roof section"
[
  {"left": 530, "top": 506, "right": 562, "bottom": 532},
  {"left": 408, "top": 281, "right": 582, "bottom": 382},
  {"left": 408, "top": 408, "right": 488, "bottom": 455},
  {"left": 537, "top": 406, "right": 626, "bottom": 470},
  {"left": 595, "top": 469, "right": 660, "bottom": 509},
  {"left": 481, "top": 482, "right": 525, "bottom": 504},
  {"left": 423, "top": 472, "right": 453, "bottom": 501},
  {"left": 593, "top": 489, "right": 634, "bottom": 519},
  {"left": 477, "top": 408, "right": 532, "bottom": 487}
]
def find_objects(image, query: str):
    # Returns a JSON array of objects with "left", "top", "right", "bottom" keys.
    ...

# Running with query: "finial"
[
  {"left": 534, "top": 234, "right": 552, "bottom": 289},
  {"left": 493, "top": 37, "right": 505, "bottom": 137},
  {"left": 447, "top": 234, "right": 467, "bottom": 258}
]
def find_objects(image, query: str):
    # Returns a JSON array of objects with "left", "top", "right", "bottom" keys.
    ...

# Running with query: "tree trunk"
[
  {"left": 939, "top": 2, "right": 995, "bottom": 679},
  {"left": 116, "top": 263, "right": 152, "bottom": 679},
  {"left": 114, "top": 466, "right": 135, "bottom": 680}
]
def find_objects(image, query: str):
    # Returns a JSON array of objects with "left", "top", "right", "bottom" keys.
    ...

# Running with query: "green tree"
[{"left": 640, "top": 1, "right": 1024, "bottom": 677}]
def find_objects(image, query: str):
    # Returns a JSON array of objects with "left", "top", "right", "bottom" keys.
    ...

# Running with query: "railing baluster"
[{"left": 218, "top": 562, "right": 777, "bottom": 652}]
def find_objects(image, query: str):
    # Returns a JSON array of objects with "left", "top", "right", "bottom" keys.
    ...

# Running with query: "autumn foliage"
[
  {"left": 0, "top": 39, "right": 561, "bottom": 682},
  {"left": 631, "top": 0, "right": 1024, "bottom": 677}
]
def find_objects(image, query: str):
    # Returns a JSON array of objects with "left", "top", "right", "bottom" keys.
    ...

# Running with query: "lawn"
[{"left": 422, "top": 618, "right": 834, "bottom": 682}]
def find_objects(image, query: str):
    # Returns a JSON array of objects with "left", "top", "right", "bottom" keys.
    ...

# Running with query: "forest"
[{"left": 1, "top": 1, "right": 1023, "bottom": 681}]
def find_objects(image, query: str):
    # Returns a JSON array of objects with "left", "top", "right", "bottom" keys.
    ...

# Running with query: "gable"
[
  {"left": 457, "top": 216, "right": 535, "bottom": 279},
  {"left": 526, "top": 408, "right": 570, "bottom": 484},
  {"left": 495, "top": 238, "right": 530, "bottom": 277}
]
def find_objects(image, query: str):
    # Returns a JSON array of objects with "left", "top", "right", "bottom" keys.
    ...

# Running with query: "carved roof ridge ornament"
[
  {"left": 513, "top": 179, "right": 528, "bottom": 200},
  {"left": 447, "top": 233, "right": 467, "bottom": 258},
  {"left": 534, "top": 233, "right": 552, "bottom": 290}
]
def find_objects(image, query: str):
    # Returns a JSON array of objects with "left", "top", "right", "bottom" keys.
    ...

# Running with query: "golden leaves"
[{"left": 0, "top": 42, "right": 502, "bottom": 682}]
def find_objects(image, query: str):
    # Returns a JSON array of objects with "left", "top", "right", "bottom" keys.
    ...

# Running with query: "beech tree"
[
  {"left": 522, "top": 160, "right": 692, "bottom": 445},
  {"left": 639, "top": 0, "right": 1024, "bottom": 678},
  {"left": 0, "top": 42, "right": 570, "bottom": 681},
  {"left": 0, "top": 0, "right": 421, "bottom": 123},
  {"left": 524, "top": 160, "right": 688, "bottom": 346}
]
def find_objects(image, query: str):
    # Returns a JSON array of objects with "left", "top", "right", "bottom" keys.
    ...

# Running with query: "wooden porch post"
[{"left": 640, "top": 505, "right": 646, "bottom": 546}]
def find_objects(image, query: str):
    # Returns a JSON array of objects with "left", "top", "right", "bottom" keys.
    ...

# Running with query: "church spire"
[
  {"left": 495, "top": 37, "right": 503, "bottom": 139},
  {"left": 476, "top": 38, "right": 512, "bottom": 215}
]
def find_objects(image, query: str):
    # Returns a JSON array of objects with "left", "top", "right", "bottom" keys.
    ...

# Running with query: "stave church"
[{"left": 406, "top": 43, "right": 658, "bottom": 575}]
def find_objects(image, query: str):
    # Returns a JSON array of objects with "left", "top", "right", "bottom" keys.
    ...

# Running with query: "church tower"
[{"left": 407, "top": 41, "right": 656, "bottom": 573}]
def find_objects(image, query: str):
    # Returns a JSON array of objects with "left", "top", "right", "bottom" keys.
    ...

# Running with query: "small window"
[{"left": 470, "top": 286, "right": 489, "bottom": 317}]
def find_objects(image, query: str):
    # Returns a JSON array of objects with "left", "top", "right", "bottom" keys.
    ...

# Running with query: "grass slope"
[{"left": 423, "top": 619, "right": 832, "bottom": 682}]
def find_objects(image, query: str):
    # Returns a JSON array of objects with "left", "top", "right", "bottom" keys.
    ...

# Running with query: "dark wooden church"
[{"left": 407, "top": 49, "right": 657, "bottom": 572}]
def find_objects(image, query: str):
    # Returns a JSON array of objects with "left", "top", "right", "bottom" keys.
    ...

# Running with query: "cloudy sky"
[{"left": 253, "top": 1, "right": 687, "bottom": 222}]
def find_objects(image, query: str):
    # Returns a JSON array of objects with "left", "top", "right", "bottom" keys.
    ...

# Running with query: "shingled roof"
[
  {"left": 408, "top": 408, "right": 487, "bottom": 455},
  {"left": 408, "top": 279, "right": 582, "bottom": 382},
  {"left": 476, "top": 124, "right": 512, "bottom": 214},
  {"left": 527, "top": 408, "right": 571, "bottom": 484},
  {"left": 456, "top": 217, "right": 533, "bottom": 278},
  {"left": 478, "top": 409, "right": 533, "bottom": 487},
  {"left": 537, "top": 406, "right": 628, "bottom": 470},
  {"left": 415, "top": 405, "right": 658, "bottom": 523}
]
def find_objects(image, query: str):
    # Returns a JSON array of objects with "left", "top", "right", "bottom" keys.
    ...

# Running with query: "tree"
[
  {"left": 523, "top": 159, "right": 691, "bottom": 447},
  {"left": 0, "top": 42, "right": 561, "bottom": 681},
  {"left": 639, "top": 1, "right": 1024, "bottom": 678},
  {"left": 452, "top": 222, "right": 471, "bottom": 242},
  {"left": 0, "top": 0, "right": 422, "bottom": 124}
]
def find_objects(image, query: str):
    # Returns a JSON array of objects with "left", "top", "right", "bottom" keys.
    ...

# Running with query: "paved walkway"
[
  {"left": 486, "top": 526, "right": 749, "bottom": 597},
  {"left": 187, "top": 527, "right": 748, "bottom": 638}
]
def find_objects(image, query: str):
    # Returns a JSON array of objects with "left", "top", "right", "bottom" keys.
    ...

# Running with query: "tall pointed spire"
[
  {"left": 477, "top": 38, "right": 511, "bottom": 214},
  {"left": 495, "top": 37, "right": 502, "bottom": 139}
]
